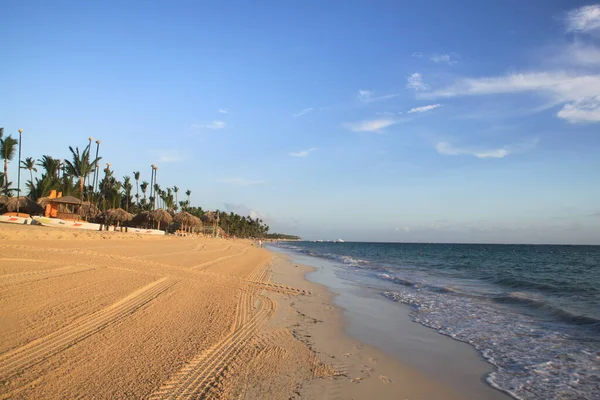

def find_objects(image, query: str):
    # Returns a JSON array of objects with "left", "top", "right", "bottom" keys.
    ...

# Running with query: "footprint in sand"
[
  {"left": 368, "top": 357, "right": 378, "bottom": 364},
  {"left": 379, "top": 375, "right": 391, "bottom": 384},
  {"left": 351, "top": 377, "right": 363, "bottom": 384},
  {"left": 343, "top": 353, "right": 351, "bottom": 358}
]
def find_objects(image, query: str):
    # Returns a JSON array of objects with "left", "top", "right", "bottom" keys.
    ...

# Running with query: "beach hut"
[{"left": 150, "top": 208, "right": 172, "bottom": 230}]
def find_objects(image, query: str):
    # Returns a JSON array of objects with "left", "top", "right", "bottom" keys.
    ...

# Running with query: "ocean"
[{"left": 275, "top": 241, "right": 600, "bottom": 400}]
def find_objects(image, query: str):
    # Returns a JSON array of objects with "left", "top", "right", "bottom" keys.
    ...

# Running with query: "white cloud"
[
  {"left": 293, "top": 108, "right": 314, "bottom": 117},
  {"left": 407, "top": 104, "right": 441, "bottom": 114},
  {"left": 218, "top": 108, "right": 228, "bottom": 114},
  {"left": 218, "top": 177, "right": 265, "bottom": 186},
  {"left": 406, "top": 73, "right": 429, "bottom": 91},
  {"left": 289, "top": 147, "right": 317, "bottom": 157},
  {"left": 411, "top": 52, "right": 424, "bottom": 58},
  {"left": 557, "top": 96, "right": 600, "bottom": 122},
  {"left": 566, "top": 4, "right": 600, "bottom": 33},
  {"left": 191, "top": 121, "right": 226, "bottom": 129},
  {"left": 430, "top": 53, "right": 458, "bottom": 65},
  {"left": 357, "top": 89, "right": 399, "bottom": 102},
  {"left": 343, "top": 119, "right": 397, "bottom": 132},
  {"left": 427, "top": 71, "right": 600, "bottom": 123},
  {"left": 435, "top": 139, "right": 538, "bottom": 159}
]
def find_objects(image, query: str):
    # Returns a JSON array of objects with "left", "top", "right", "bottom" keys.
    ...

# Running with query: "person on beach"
[{"left": 258, "top": 239, "right": 262, "bottom": 248}]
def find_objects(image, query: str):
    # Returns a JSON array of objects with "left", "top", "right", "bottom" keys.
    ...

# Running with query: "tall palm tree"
[
  {"left": 140, "top": 181, "right": 148, "bottom": 204},
  {"left": 0, "top": 128, "right": 18, "bottom": 195},
  {"left": 21, "top": 157, "right": 37, "bottom": 186},
  {"left": 186, "top": 189, "right": 191, "bottom": 204},
  {"left": 63, "top": 145, "right": 101, "bottom": 201},
  {"left": 153, "top": 183, "right": 160, "bottom": 209},
  {"left": 173, "top": 186, "right": 179, "bottom": 209},
  {"left": 133, "top": 171, "right": 140, "bottom": 206},
  {"left": 122, "top": 175, "right": 132, "bottom": 212}
]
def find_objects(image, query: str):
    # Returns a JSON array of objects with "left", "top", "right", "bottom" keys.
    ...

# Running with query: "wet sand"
[{"left": 1, "top": 223, "right": 498, "bottom": 399}]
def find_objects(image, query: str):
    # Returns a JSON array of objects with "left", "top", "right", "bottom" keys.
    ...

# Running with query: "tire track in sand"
[
  {"left": 149, "top": 295, "right": 276, "bottom": 399},
  {"left": 188, "top": 248, "right": 248, "bottom": 270},
  {"left": 0, "top": 276, "right": 178, "bottom": 380},
  {"left": 0, "top": 265, "right": 98, "bottom": 287}
]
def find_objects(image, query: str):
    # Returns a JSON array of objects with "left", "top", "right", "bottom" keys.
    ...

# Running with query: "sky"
[{"left": 1, "top": 0, "right": 600, "bottom": 244}]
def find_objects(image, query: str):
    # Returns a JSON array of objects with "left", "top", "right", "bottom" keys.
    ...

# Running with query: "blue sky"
[{"left": 2, "top": 0, "right": 600, "bottom": 244}]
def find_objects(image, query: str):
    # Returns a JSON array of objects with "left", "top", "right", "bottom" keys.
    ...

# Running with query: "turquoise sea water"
[{"left": 276, "top": 242, "right": 600, "bottom": 400}]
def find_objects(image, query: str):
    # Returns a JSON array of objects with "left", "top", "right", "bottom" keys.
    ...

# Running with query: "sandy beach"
[{"left": 2, "top": 223, "right": 485, "bottom": 399}]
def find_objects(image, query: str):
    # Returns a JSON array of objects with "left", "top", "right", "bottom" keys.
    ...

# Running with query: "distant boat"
[{"left": 336, "top": 239, "right": 344, "bottom": 243}]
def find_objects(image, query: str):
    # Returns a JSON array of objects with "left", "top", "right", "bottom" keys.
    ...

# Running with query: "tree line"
[{"left": 0, "top": 130, "right": 298, "bottom": 239}]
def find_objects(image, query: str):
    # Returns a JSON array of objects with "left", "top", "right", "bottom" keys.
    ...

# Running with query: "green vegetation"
[{"left": 0, "top": 134, "right": 300, "bottom": 239}]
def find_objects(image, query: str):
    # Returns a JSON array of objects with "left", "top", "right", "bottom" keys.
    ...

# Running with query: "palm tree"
[
  {"left": 37, "top": 155, "right": 59, "bottom": 178},
  {"left": 21, "top": 157, "right": 37, "bottom": 186},
  {"left": 140, "top": 181, "right": 148, "bottom": 204},
  {"left": 0, "top": 128, "right": 18, "bottom": 195},
  {"left": 133, "top": 171, "right": 140, "bottom": 206},
  {"left": 186, "top": 189, "right": 191, "bottom": 204},
  {"left": 122, "top": 175, "right": 132, "bottom": 212},
  {"left": 63, "top": 144, "right": 101, "bottom": 201},
  {"left": 173, "top": 186, "right": 179, "bottom": 209}
]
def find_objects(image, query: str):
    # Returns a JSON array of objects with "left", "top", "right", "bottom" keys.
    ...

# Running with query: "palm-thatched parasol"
[
  {"left": 174, "top": 211, "right": 195, "bottom": 225},
  {"left": 106, "top": 208, "right": 134, "bottom": 226},
  {"left": 174, "top": 211, "right": 197, "bottom": 233},
  {"left": 77, "top": 201, "right": 101, "bottom": 219},
  {"left": 201, "top": 211, "right": 217, "bottom": 224},
  {"left": 37, "top": 196, "right": 50, "bottom": 209},
  {"left": 5, "top": 196, "right": 44, "bottom": 215},
  {"left": 150, "top": 208, "right": 173, "bottom": 230},
  {"left": 131, "top": 211, "right": 150, "bottom": 227},
  {"left": 191, "top": 216, "right": 202, "bottom": 227}
]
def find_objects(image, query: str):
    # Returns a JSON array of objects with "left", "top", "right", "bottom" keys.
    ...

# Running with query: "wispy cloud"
[
  {"left": 426, "top": 72, "right": 600, "bottom": 123},
  {"left": 293, "top": 108, "right": 314, "bottom": 117},
  {"left": 406, "top": 73, "right": 429, "bottom": 91},
  {"left": 557, "top": 96, "right": 600, "bottom": 122},
  {"left": 562, "top": 42, "right": 600, "bottom": 65},
  {"left": 430, "top": 53, "right": 459, "bottom": 65},
  {"left": 357, "top": 89, "right": 399, "bottom": 102},
  {"left": 435, "top": 138, "right": 539, "bottom": 159},
  {"left": 151, "top": 149, "right": 186, "bottom": 163},
  {"left": 219, "top": 177, "right": 265, "bottom": 186},
  {"left": 566, "top": 4, "right": 600, "bottom": 33},
  {"left": 192, "top": 121, "right": 226, "bottom": 129},
  {"left": 343, "top": 119, "right": 398, "bottom": 132},
  {"left": 289, "top": 147, "right": 317, "bottom": 157},
  {"left": 407, "top": 104, "right": 441, "bottom": 114},
  {"left": 218, "top": 108, "right": 228, "bottom": 114}
]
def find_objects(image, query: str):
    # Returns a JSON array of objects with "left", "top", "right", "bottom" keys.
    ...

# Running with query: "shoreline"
[
  {"left": 267, "top": 246, "right": 512, "bottom": 400},
  {"left": 266, "top": 251, "right": 466, "bottom": 399}
]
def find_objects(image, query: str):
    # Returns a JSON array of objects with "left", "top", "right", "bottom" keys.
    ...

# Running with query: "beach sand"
[{"left": 1, "top": 223, "right": 475, "bottom": 399}]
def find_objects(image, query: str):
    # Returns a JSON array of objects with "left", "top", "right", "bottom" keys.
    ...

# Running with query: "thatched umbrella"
[
  {"left": 77, "top": 201, "right": 101, "bottom": 219},
  {"left": 5, "top": 196, "right": 44, "bottom": 215},
  {"left": 131, "top": 211, "right": 150, "bottom": 227},
  {"left": 37, "top": 196, "right": 50, "bottom": 208},
  {"left": 150, "top": 208, "right": 172, "bottom": 230},
  {"left": 201, "top": 211, "right": 216, "bottom": 224},
  {"left": 174, "top": 211, "right": 195, "bottom": 231},
  {"left": 106, "top": 208, "right": 133, "bottom": 226}
]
